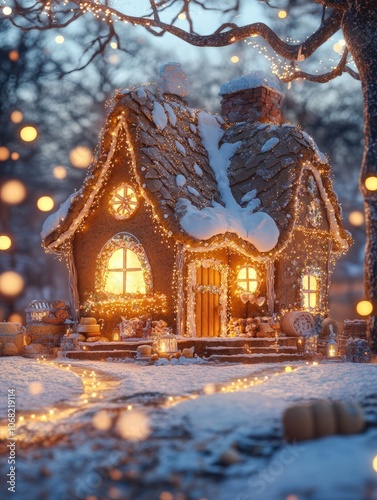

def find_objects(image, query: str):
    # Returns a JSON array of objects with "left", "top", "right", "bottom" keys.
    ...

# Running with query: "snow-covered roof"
[
  {"left": 42, "top": 77, "right": 351, "bottom": 257},
  {"left": 219, "top": 70, "right": 284, "bottom": 97}
]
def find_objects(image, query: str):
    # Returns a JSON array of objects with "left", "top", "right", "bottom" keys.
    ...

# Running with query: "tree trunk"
[{"left": 342, "top": 3, "right": 377, "bottom": 349}]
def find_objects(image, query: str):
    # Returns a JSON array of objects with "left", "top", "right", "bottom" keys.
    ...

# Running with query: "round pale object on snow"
[
  {"left": 311, "top": 400, "right": 337, "bottom": 438},
  {"left": 3, "top": 342, "right": 18, "bottom": 356},
  {"left": 283, "top": 404, "right": 314, "bottom": 442},
  {"left": 137, "top": 345, "right": 152, "bottom": 357},
  {"left": 182, "top": 347, "right": 194, "bottom": 358},
  {"left": 333, "top": 401, "right": 364, "bottom": 435}
]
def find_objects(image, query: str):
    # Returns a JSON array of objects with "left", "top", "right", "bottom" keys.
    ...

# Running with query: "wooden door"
[{"left": 195, "top": 265, "right": 222, "bottom": 337}]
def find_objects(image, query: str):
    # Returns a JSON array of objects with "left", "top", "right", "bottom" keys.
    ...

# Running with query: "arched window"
[
  {"left": 237, "top": 266, "right": 259, "bottom": 294},
  {"left": 301, "top": 271, "right": 320, "bottom": 310},
  {"left": 109, "top": 183, "right": 138, "bottom": 220},
  {"left": 96, "top": 233, "right": 152, "bottom": 296}
]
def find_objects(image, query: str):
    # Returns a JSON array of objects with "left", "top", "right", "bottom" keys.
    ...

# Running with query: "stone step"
[
  {"left": 206, "top": 353, "right": 306, "bottom": 364},
  {"left": 80, "top": 341, "right": 151, "bottom": 352},
  {"left": 205, "top": 346, "right": 298, "bottom": 356},
  {"left": 64, "top": 350, "right": 135, "bottom": 361}
]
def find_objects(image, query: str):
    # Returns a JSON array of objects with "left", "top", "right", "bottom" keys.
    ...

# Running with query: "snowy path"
[{"left": 1, "top": 359, "right": 377, "bottom": 499}]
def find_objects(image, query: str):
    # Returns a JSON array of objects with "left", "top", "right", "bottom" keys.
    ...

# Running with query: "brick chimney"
[{"left": 219, "top": 71, "right": 284, "bottom": 125}]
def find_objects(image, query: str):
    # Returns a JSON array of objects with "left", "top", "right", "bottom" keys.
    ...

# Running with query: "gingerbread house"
[{"left": 41, "top": 65, "right": 351, "bottom": 337}]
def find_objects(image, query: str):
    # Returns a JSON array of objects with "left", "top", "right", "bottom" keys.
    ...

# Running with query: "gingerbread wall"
[{"left": 72, "top": 133, "right": 176, "bottom": 335}]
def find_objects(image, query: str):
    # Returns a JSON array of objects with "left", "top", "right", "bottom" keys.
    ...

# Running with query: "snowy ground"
[
  {"left": 0, "top": 357, "right": 82, "bottom": 412},
  {"left": 1, "top": 358, "right": 377, "bottom": 500}
]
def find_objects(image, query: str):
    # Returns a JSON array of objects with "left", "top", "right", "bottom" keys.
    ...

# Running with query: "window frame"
[
  {"left": 95, "top": 233, "right": 152, "bottom": 297},
  {"left": 109, "top": 183, "right": 139, "bottom": 220},
  {"left": 237, "top": 266, "right": 260, "bottom": 295},
  {"left": 301, "top": 267, "right": 321, "bottom": 311}
]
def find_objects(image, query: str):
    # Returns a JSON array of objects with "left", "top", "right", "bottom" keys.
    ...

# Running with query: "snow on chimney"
[{"left": 219, "top": 71, "right": 284, "bottom": 125}]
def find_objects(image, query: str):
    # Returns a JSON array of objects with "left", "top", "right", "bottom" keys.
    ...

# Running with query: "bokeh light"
[
  {"left": 20, "top": 126, "right": 38, "bottom": 142},
  {"left": 338, "top": 39, "right": 346, "bottom": 47},
  {"left": 0, "top": 271, "right": 25, "bottom": 297},
  {"left": 373, "top": 455, "right": 377, "bottom": 473},
  {"left": 178, "top": 13, "right": 186, "bottom": 20},
  {"left": 110, "top": 42, "right": 118, "bottom": 49},
  {"left": 37, "top": 196, "right": 54, "bottom": 212},
  {"left": 0, "top": 147, "right": 10, "bottom": 161},
  {"left": 0, "top": 179, "right": 27, "bottom": 205},
  {"left": 349, "top": 211, "right": 364, "bottom": 226},
  {"left": 365, "top": 176, "right": 377, "bottom": 191},
  {"left": 115, "top": 410, "right": 150, "bottom": 441},
  {"left": 356, "top": 300, "right": 373, "bottom": 316},
  {"left": 55, "top": 35, "right": 65, "bottom": 44},
  {"left": 231, "top": 56, "right": 239, "bottom": 63},
  {"left": 278, "top": 10, "right": 287, "bottom": 19},
  {"left": 8, "top": 313, "right": 23, "bottom": 323},
  {"left": 69, "top": 145, "right": 92, "bottom": 168},
  {"left": 8, "top": 51, "right": 19, "bottom": 62},
  {"left": 10, "top": 111, "right": 23, "bottom": 123},
  {"left": 28, "top": 382, "right": 44, "bottom": 395},
  {"left": 0, "top": 235, "right": 12, "bottom": 251},
  {"left": 11, "top": 152, "right": 20, "bottom": 161},
  {"left": 333, "top": 42, "right": 343, "bottom": 54},
  {"left": 92, "top": 411, "right": 112, "bottom": 431},
  {"left": 3, "top": 6, "right": 12, "bottom": 15},
  {"left": 53, "top": 165, "right": 67, "bottom": 179},
  {"left": 108, "top": 54, "right": 119, "bottom": 65}
]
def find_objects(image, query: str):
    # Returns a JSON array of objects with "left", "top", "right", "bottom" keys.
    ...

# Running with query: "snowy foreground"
[{"left": 1, "top": 358, "right": 377, "bottom": 500}]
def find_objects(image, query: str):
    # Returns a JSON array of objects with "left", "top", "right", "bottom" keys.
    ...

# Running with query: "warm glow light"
[
  {"left": 69, "top": 145, "right": 92, "bottom": 168},
  {"left": 53, "top": 165, "right": 67, "bottom": 179},
  {"left": 3, "top": 6, "right": 12, "bottom": 15},
  {"left": 178, "top": 13, "right": 186, "bottom": 20},
  {"left": 0, "top": 179, "right": 27, "bottom": 205},
  {"left": 373, "top": 455, "right": 377, "bottom": 473},
  {"left": 338, "top": 39, "right": 346, "bottom": 47},
  {"left": 349, "top": 211, "right": 364, "bottom": 226},
  {"left": 285, "top": 366, "right": 292, "bottom": 373},
  {"left": 55, "top": 35, "right": 65, "bottom": 44},
  {"left": 333, "top": 42, "right": 342, "bottom": 54},
  {"left": 278, "top": 10, "right": 287, "bottom": 19},
  {"left": 10, "top": 111, "right": 23, "bottom": 123},
  {"left": 356, "top": 300, "right": 373, "bottom": 316},
  {"left": 92, "top": 411, "right": 112, "bottom": 431},
  {"left": 9, "top": 51, "right": 19, "bottom": 62},
  {"left": 20, "top": 126, "right": 38, "bottom": 142},
  {"left": 105, "top": 248, "right": 146, "bottom": 294},
  {"left": 8, "top": 313, "right": 23, "bottom": 323},
  {"left": 11, "top": 152, "right": 20, "bottom": 161},
  {"left": 110, "top": 42, "right": 118, "bottom": 49},
  {"left": 0, "top": 147, "right": 10, "bottom": 161},
  {"left": 0, "top": 235, "right": 12, "bottom": 250},
  {"left": 0, "top": 271, "right": 25, "bottom": 297},
  {"left": 365, "top": 176, "right": 377, "bottom": 191},
  {"left": 28, "top": 382, "right": 44, "bottom": 395},
  {"left": 231, "top": 56, "right": 239, "bottom": 63},
  {"left": 37, "top": 196, "right": 54, "bottom": 212},
  {"left": 109, "top": 54, "right": 119, "bottom": 65}
]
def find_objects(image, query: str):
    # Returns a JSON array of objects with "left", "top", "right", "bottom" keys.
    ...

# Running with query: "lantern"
[
  {"left": 296, "top": 335, "right": 305, "bottom": 353},
  {"left": 112, "top": 326, "right": 121, "bottom": 342},
  {"left": 326, "top": 325, "right": 338, "bottom": 359},
  {"left": 157, "top": 330, "right": 178, "bottom": 354}
]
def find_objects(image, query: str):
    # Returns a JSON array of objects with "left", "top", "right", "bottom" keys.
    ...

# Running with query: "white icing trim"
[{"left": 47, "top": 117, "right": 126, "bottom": 250}]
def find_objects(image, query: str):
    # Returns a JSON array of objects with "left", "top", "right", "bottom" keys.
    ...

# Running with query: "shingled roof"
[{"left": 42, "top": 72, "right": 351, "bottom": 258}]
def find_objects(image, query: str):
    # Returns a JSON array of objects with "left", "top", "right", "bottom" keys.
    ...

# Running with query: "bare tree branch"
[{"left": 280, "top": 48, "right": 354, "bottom": 83}]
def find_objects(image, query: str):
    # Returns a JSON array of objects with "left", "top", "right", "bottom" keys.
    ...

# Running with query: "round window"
[{"left": 109, "top": 184, "right": 138, "bottom": 220}]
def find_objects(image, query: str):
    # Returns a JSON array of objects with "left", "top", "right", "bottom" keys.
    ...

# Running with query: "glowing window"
[
  {"left": 105, "top": 247, "right": 146, "bottom": 295},
  {"left": 109, "top": 184, "right": 138, "bottom": 219},
  {"left": 237, "top": 267, "right": 258, "bottom": 293},
  {"left": 302, "top": 273, "right": 319, "bottom": 309}
]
